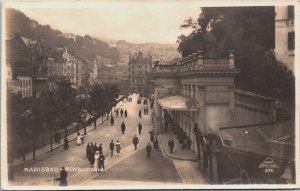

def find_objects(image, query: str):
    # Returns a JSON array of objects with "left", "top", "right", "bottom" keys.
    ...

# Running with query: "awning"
[{"left": 157, "top": 95, "right": 199, "bottom": 111}]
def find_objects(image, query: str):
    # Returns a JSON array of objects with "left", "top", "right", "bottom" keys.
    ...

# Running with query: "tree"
[
  {"left": 52, "top": 78, "right": 81, "bottom": 138},
  {"left": 177, "top": 7, "right": 294, "bottom": 101}
]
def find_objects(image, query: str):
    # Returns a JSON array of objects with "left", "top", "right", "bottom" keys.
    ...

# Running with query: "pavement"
[
  {"left": 8, "top": 93, "right": 207, "bottom": 187},
  {"left": 159, "top": 130, "right": 197, "bottom": 161},
  {"left": 10, "top": 96, "right": 124, "bottom": 167},
  {"left": 8, "top": 93, "right": 154, "bottom": 186}
]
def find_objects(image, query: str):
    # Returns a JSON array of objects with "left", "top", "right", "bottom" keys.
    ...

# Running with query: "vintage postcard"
[{"left": 1, "top": 0, "right": 299, "bottom": 190}]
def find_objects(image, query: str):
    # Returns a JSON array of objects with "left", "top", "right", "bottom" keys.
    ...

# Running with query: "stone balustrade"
[{"left": 153, "top": 50, "right": 236, "bottom": 75}]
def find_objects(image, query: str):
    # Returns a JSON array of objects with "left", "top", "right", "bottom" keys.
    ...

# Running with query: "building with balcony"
[
  {"left": 152, "top": 50, "right": 294, "bottom": 184},
  {"left": 274, "top": 6, "right": 295, "bottom": 72}
]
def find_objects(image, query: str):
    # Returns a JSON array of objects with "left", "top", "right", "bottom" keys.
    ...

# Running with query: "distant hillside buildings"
[{"left": 6, "top": 34, "right": 90, "bottom": 98}]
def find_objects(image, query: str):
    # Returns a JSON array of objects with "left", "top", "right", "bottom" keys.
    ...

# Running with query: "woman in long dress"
[
  {"left": 94, "top": 151, "right": 100, "bottom": 172},
  {"left": 77, "top": 133, "right": 82, "bottom": 145},
  {"left": 115, "top": 140, "right": 121, "bottom": 155}
]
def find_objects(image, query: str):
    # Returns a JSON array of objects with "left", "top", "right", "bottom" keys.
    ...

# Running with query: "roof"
[
  {"left": 20, "top": 36, "right": 38, "bottom": 48},
  {"left": 157, "top": 95, "right": 199, "bottom": 111},
  {"left": 219, "top": 120, "right": 295, "bottom": 161}
]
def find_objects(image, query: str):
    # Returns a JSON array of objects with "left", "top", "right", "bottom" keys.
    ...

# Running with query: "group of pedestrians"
[{"left": 115, "top": 109, "right": 128, "bottom": 118}]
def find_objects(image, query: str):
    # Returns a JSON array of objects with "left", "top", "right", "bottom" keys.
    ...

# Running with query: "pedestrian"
[
  {"left": 110, "top": 116, "right": 114, "bottom": 126},
  {"left": 94, "top": 143, "right": 97, "bottom": 151},
  {"left": 124, "top": 110, "right": 128, "bottom": 117},
  {"left": 77, "top": 133, "right": 82, "bottom": 146},
  {"left": 138, "top": 122, "right": 142, "bottom": 135},
  {"left": 121, "top": 122, "right": 126, "bottom": 134},
  {"left": 146, "top": 143, "right": 152, "bottom": 159},
  {"left": 120, "top": 109, "right": 124, "bottom": 117},
  {"left": 116, "top": 109, "right": 119, "bottom": 117},
  {"left": 63, "top": 138, "right": 69, "bottom": 150},
  {"left": 149, "top": 130, "right": 154, "bottom": 142},
  {"left": 89, "top": 150, "right": 95, "bottom": 167},
  {"left": 98, "top": 143, "right": 103, "bottom": 155},
  {"left": 115, "top": 140, "right": 121, "bottom": 155},
  {"left": 94, "top": 151, "right": 100, "bottom": 173},
  {"left": 132, "top": 135, "right": 139, "bottom": 151},
  {"left": 55, "top": 167, "right": 68, "bottom": 186},
  {"left": 138, "top": 110, "right": 142, "bottom": 118},
  {"left": 168, "top": 138, "right": 175, "bottom": 154},
  {"left": 109, "top": 140, "right": 114, "bottom": 157},
  {"left": 86, "top": 143, "right": 91, "bottom": 158},
  {"left": 154, "top": 136, "right": 159, "bottom": 149},
  {"left": 99, "top": 153, "right": 105, "bottom": 171}
]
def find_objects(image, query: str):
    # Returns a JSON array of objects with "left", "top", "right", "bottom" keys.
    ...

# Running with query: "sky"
[{"left": 14, "top": 1, "right": 202, "bottom": 44}]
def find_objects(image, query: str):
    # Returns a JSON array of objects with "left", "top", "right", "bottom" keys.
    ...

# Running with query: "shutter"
[
  {"left": 288, "top": 6, "right": 294, "bottom": 19},
  {"left": 288, "top": 32, "right": 295, "bottom": 50}
]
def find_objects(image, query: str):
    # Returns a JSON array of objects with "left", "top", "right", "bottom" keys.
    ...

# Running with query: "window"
[
  {"left": 288, "top": 32, "right": 295, "bottom": 50},
  {"left": 132, "top": 65, "right": 134, "bottom": 69},
  {"left": 132, "top": 71, "right": 134, "bottom": 75},
  {"left": 288, "top": 6, "right": 294, "bottom": 19},
  {"left": 132, "top": 78, "right": 134, "bottom": 83},
  {"left": 138, "top": 65, "right": 141, "bottom": 69}
]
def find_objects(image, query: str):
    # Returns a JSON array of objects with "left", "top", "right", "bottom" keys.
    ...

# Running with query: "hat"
[{"left": 95, "top": 151, "right": 99, "bottom": 154}]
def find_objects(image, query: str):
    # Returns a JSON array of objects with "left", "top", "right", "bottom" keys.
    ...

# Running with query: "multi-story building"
[
  {"left": 152, "top": 50, "right": 294, "bottom": 183},
  {"left": 45, "top": 48, "right": 64, "bottom": 90},
  {"left": 128, "top": 51, "right": 152, "bottom": 93},
  {"left": 274, "top": 6, "right": 295, "bottom": 72},
  {"left": 6, "top": 34, "right": 34, "bottom": 97}
]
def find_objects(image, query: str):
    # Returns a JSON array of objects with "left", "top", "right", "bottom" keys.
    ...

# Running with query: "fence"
[{"left": 10, "top": 95, "right": 125, "bottom": 163}]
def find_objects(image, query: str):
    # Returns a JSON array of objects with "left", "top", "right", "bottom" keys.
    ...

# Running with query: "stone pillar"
[
  {"left": 210, "top": 140, "right": 219, "bottom": 183},
  {"left": 195, "top": 86, "right": 206, "bottom": 133},
  {"left": 197, "top": 50, "right": 204, "bottom": 69},
  {"left": 229, "top": 50, "right": 235, "bottom": 68},
  {"left": 229, "top": 85, "right": 235, "bottom": 116}
]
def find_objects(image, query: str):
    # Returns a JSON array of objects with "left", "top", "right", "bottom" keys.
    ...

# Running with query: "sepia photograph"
[{"left": 1, "top": 0, "right": 299, "bottom": 189}]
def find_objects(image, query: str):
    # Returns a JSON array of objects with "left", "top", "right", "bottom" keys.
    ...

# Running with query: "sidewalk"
[
  {"left": 11, "top": 99, "right": 125, "bottom": 167},
  {"left": 159, "top": 130, "right": 197, "bottom": 161},
  {"left": 158, "top": 131, "right": 207, "bottom": 184}
]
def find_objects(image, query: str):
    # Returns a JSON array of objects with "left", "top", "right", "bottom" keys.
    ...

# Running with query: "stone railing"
[
  {"left": 153, "top": 50, "right": 236, "bottom": 75},
  {"left": 235, "top": 89, "right": 276, "bottom": 116}
]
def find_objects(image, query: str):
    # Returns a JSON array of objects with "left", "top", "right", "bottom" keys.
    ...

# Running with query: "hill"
[{"left": 6, "top": 8, "right": 120, "bottom": 61}]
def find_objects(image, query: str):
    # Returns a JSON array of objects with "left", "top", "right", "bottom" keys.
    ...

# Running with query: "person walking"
[
  {"left": 55, "top": 167, "right": 68, "bottom": 186},
  {"left": 99, "top": 153, "right": 105, "bottom": 171},
  {"left": 116, "top": 109, "right": 119, "bottom": 117},
  {"left": 168, "top": 138, "right": 175, "bottom": 154},
  {"left": 76, "top": 133, "right": 82, "bottom": 146},
  {"left": 120, "top": 109, "right": 124, "bottom": 117},
  {"left": 146, "top": 143, "right": 152, "bottom": 159},
  {"left": 86, "top": 143, "right": 91, "bottom": 158},
  {"left": 94, "top": 151, "right": 100, "bottom": 173},
  {"left": 110, "top": 116, "right": 114, "bottom": 126},
  {"left": 138, "top": 110, "right": 142, "bottom": 118},
  {"left": 138, "top": 122, "right": 143, "bottom": 135},
  {"left": 63, "top": 138, "right": 69, "bottom": 150},
  {"left": 121, "top": 122, "right": 126, "bottom": 134},
  {"left": 124, "top": 110, "right": 128, "bottom": 117},
  {"left": 89, "top": 150, "right": 95, "bottom": 167},
  {"left": 149, "top": 130, "right": 154, "bottom": 142},
  {"left": 154, "top": 136, "right": 159, "bottom": 149},
  {"left": 98, "top": 143, "right": 103, "bottom": 155},
  {"left": 115, "top": 140, "right": 121, "bottom": 155},
  {"left": 132, "top": 135, "right": 139, "bottom": 151},
  {"left": 109, "top": 140, "right": 114, "bottom": 157}
]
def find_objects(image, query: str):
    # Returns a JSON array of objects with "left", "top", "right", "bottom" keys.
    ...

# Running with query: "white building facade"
[{"left": 274, "top": 6, "right": 295, "bottom": 72}]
